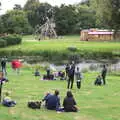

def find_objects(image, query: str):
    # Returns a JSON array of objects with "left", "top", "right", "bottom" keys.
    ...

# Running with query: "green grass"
[
  {"left": 0, "top": 35, "right": 120, "bottom": 60},
  {"left": 1, "top": 35, "right": 120, "bottom": 51},
  {"left": 0, "top": 64, "right": 120, "bottom": 120}
]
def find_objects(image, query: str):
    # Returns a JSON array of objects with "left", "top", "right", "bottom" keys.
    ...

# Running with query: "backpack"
[{"left": 28, "top": 101, "right": 41, "bottom": 109}]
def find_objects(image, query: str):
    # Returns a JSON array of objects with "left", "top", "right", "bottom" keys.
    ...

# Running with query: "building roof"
[{"left": 88, "top": 31, "right": 113, "bottom": 35}]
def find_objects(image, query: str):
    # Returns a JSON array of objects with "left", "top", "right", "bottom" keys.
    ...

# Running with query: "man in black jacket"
[
  {"left": 101, "top": 65, "right": 107, "bottom": 85},
  {"left": 1, "top": 58, "right": 7, "bottom": 76},
  {"left": 67, "top": 61, "right": 75, "bottom": 89}
]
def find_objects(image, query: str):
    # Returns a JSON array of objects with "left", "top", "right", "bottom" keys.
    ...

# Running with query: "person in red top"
[{"left": 11, "top": 59, "right": 22, "bottom": 74}]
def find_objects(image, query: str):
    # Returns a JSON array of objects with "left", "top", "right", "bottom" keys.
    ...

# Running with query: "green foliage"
[
  {"left": 24, "top": 0, "right": 53, "bottom": 28},
  {"left": 0, "top": 35, "right": 119, "bottom": 62},
  {"left": 74, "top": 4, "right": 96, "bottom": 32},
  {"left": 0, "top": 10, "right": 32, "bottom": 34},
  {"left": 0, "top": 35, "right": 22, "bottom": 48},
  {"left": 0, "top": 0, "right": 120, "bottom": 35},
  {"left": 67, "top": 46, "right": 78, "bottom": 52},
  {"left": 91, "top": 0, "right": 120, "bottom": 32},
  {"left": 55, "top": 5, "right": 78, "bottom": 35},
  {"left": 0, "top": 38, "right": 7, "bottom": 47}
]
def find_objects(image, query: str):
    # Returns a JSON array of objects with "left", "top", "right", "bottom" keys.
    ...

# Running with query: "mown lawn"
[
  {"left": 0, "top": 64, "right": 120, "bottom": 120},
  {"left": 0, "top": 35, "right": 120, "bottom": 52}
]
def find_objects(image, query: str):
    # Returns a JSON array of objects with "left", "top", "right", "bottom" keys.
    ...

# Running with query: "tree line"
[{"left": 0, "top": 0, "right": 119, "bottom": 35}]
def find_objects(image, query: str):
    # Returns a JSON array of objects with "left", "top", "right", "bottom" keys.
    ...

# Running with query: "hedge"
[
  {"left": 0, "top": 35, "right": 22, "bottom": 48},
  {"left": 0, "top": 38, "right": 7, "bottom": 47}
]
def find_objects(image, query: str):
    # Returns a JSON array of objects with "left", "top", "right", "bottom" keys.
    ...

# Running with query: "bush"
[
  {"left": 81, "top": 68, "right": 89, "bottom": 73},
  {"left": 89, "top": 64, "right": 99, "bottom": 71},
  {"left": 0, "top": 35, "right": 22, "bottom": 47},
  {"left": 0, "top": 38, "right": 7, "bottom": 47},
  {"left": 67, "top": 46, "right": 77, "bottom": 52}
]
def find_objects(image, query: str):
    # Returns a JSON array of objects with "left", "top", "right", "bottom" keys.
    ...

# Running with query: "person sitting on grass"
[
  {"left": 63, "top": 91, "right": 78, "bottom": 112},
  {"left": 43, "top": 68, "right": 54, "bottom": 80},
  {"left": 2, "top": 91, "right": 16, "bottom": 107},
  {"left": 0, "top": 71, "right": 8, "bottom": 83},
  {"left": 58, "top": 71, "right": 65, "bottom": 80},
  {"left": 42, "top": 92, "right": 52, "bottom": 107},
  {"left": 34, "top": 69, "right": 40, "bottom": 77},
  {"left": 94, "top": 75, "right": 102, "bottom": 86},
  {"left": 42, "top": 90, "right": 61, "bottom": 111}
]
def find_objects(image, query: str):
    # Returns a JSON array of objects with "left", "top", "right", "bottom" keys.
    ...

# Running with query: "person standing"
[
  {"left": 1, "top": 58, "right": 7, "bottom": 76},
  {"left": 11, "top": 59, "right": 22, "bottom": 74},
  {"left": 67, "top": 61, "right": 75, "bottom": 89},
  {"left": 65, "top": 64, "right": 70, "bottom": 80},
  {"left": 101, "top": 65, "right": 107, "bottom": 85},
  {"left": 75, "top": 67, "right": 82, "bottom": 89}
]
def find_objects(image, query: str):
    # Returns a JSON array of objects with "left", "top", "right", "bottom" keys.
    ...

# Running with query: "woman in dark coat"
[{"left": 63, "top": 91, "right": 78, "bottom": 112}]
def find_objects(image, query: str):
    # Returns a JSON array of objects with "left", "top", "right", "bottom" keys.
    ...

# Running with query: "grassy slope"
[
  {"left": 0, "top": 64, "right": 120, "bottom": 120},
  {"left": 0, "top": 35, "right": 120, "bottom": 52}
]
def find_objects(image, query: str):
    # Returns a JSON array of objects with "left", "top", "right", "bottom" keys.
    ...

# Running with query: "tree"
[
  {"left": 74, "top": 3, "right": 96, "bottom": 32},
  {"left": 91, "top": 0, "right": 120, "bottom": 37},
  {"left": 1, "top": 10, "right": 32, "bottom": 34},
  {"left": 13, "top": 4, "right": 22, "bottom": 10},
  {"left": 24, "top": 0, "right": 52, "bottom": 28},
  {"left": 24, "top": 0, "right": 40, "bottom": 28},
  {"left": 55, "top": 5, "right": 78, "bottom": 35}
]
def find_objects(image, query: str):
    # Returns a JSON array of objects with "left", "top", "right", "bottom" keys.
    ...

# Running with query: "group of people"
[
  {"left": 42, "top": 90, "right": 78, "bottom": 112},
  {"left": 1, "top": 57, "right": 22, "bottom": 76},
  {"left": 65, "top": 62, "right": 107, "bottom": 89},
  {"left": 94, "top": 65, "right": 107, "bottom": 86},
  {"left": 0, "top": 71, "right": 16, "bottom": 107},
  {"left": 0, "top": 57, "right": 107, "bottom": 112},
  {"left": 65, "top": 61, "right": 83, "bottom": 89},
  {"left": 34, "top": 68, "right": 66, "bottom": 80},
  {"left": 34, "top": 61, "right": 107, "bottom": 89}
]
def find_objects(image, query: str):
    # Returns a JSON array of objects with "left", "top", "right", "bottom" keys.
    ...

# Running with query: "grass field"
[
  {"left": 0, "top": 64, "right": 120, "bottom": 120},
  {"left": 1, "top": 35, "right": 120, "bottom": 51},
  {"left": 0, "top": 35, "right": 120, "bottom": 61}
]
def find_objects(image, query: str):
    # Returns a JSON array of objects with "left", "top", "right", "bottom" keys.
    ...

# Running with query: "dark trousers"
[
  {"left": 76, "top": 81, "right": 81, "bottom": 89},
  {"left": 102, "top": 75, "right": 106, "bottom": 85},
  {"left": 67, "top": 76, "right": 74, "bottom": 89},
  {"left": 1, "top": 66, "right": 7, "bottom": 76}
]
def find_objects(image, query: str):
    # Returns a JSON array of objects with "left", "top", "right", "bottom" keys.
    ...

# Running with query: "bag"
[{"left": 28, "top": 101, "right": 41, "bottom": 109}]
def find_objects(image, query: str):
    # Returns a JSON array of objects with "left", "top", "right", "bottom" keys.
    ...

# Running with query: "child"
[
  {"left": 75, "top": 67, "right": 83, "bottom": 89},
  {"left": 94, "top": 75, "right": 102, "bottom": 86},
  {"left": 2, "top": 91, "right": 16, "bottom": 107}
]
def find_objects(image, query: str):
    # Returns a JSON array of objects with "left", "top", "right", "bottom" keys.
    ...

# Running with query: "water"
[{"left": 50, "top": 61, "right": 120, "bottom": 72}]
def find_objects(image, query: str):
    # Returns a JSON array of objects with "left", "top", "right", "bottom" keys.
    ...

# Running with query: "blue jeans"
[{"left": 3, "top": 100, "right": 16, "bottom": 107}]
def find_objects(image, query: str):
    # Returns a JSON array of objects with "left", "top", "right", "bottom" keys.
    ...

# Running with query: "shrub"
[
  {"left": 81, "top": 67, "right": 89, "bottom": 73},
  {"left": 89, "top": 64, "right": 99, "bottom": 71},
  {"left": 67, "top": 46, "right": 77, "bottom": 52},
  {"left": 0, "top": 38, "right": 7, "bottom": 47},
  {"left": 0, "top": 34, "right": 22, "bottom": 47}
]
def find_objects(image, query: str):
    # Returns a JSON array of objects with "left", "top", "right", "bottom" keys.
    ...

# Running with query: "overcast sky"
[{"left": 0, "top": 0, "right": 82, "bottom": 15}]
